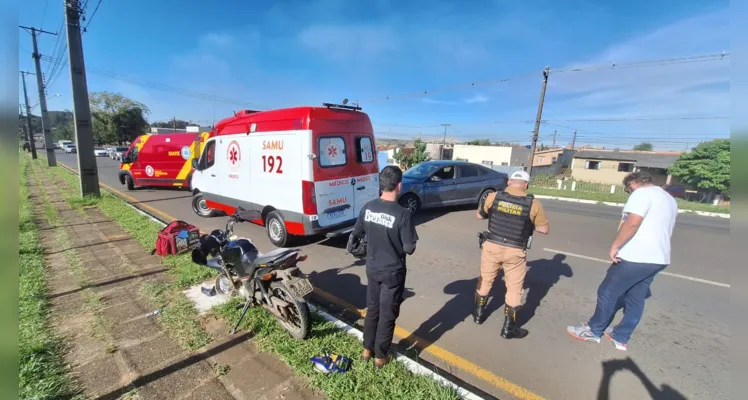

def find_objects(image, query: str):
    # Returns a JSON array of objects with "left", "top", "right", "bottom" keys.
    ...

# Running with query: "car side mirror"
[
  {"left": 121, "top": 155, "right": 131, "bottom": 164},
  {"left": 191, "top": 158, "right": 200, "bottom": 171}
]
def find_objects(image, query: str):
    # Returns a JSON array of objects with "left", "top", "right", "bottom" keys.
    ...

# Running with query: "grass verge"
[
  {"left": 214, "top": 299, "right": 459, "bottom": 400},
  {"left": 42, "top": 159, "right": 462, "bottom": 399},
  {"left": 30, "top": 160, "right": 118, "bottom": 354},
  {"left": 528, "top": 186, "right": 730, "bottom": 214},
  {"left": 18, "top": 157, "right": 78, "bottom": 399},
  {"left": 37, "top": 160, "right": 212, "bottom": 351}
]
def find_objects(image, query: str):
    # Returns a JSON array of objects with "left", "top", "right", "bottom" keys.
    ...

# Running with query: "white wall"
[{"left": 452, "top": 145, "right": 514, "bottom": 167}]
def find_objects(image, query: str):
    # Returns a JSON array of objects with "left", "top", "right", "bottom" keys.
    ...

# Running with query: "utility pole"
[
  {"left": 65, "top": 0, "right": 100, "bottom": 197},
  {"left": 21, "top": 25, "right": 59, "bottom": 166},
  {"left": 173, "top": 117, "right": 177, "bottom": 132},
  {"left": 552, "top": 130, "right": 557, "bottom": 148},
  {"left": 20, "top": 71, "right": 38, "bottom": 159},
  {"left": 570, "top": 130, "right": 577, "bottom": 153},
  {"left": 527, "top": 67, "right": 550, "bottom": 176},
  {"left": 440, "top": 123, "right": 450, "bottom": 160}
]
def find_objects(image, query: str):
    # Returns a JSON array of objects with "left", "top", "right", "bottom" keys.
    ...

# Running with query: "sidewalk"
[{"left": 28, "top": 161, "right": 323, "bottom": 400}]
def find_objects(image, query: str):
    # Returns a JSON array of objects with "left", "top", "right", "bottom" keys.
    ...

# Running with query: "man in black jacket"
[{"left": 352, "top": 166, "right": 418, "bottom": 368}]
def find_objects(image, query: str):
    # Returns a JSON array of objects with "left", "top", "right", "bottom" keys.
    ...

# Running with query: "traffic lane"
[
  {"left": 397, "top": 200, "right": 730, "bottom": 288},
  {"left": 541, "top": 198, "right": 729, "bottom": 231},
  {"left": 56, "top": 154, "right": 729, "bottom": 399},
  {"left": 55, "top": 152, "right": 194, "bottom": 207},
  {"left": 390, "top": 249, "right": 728, "bottom": 400}
]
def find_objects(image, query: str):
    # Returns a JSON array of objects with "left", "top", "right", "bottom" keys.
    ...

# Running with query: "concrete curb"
[{"left": 533, "top": 194, "right": 730, "bottom": 219}]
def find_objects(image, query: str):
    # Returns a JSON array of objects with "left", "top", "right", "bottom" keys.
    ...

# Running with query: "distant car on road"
[
  {"left": 112, "top": 146, "right": 128, "bottom": 161},
  {"left": 53, "top": 143, "right": 61, "bottom": 150},
  {"left": 94, "top": 148, "right": 108, "bottom": 157},
  {"left": 397, "top": 160, "right": 509, "bottom": 214},
  {"left": 662, "top": 184, "right": 686, "bottom": 199},
  {"left": 63, "top": 144, "right": 77, "bottom": 154}
]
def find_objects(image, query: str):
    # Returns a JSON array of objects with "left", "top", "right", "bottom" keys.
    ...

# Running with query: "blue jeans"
[{"left": 587, "top": 259, "right": 666, "bottom": 343}]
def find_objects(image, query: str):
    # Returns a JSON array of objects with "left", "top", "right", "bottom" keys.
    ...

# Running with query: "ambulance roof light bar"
[{"left": 322, "top": 98, "right": 362, "bottom": 111}]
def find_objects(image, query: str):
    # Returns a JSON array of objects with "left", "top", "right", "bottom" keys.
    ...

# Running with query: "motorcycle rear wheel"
[{"left": 269, "top": 281, "right": 310, "bottom": 340}]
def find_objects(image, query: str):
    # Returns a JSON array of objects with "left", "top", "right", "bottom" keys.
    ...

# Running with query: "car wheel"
[
  {"left": 399, "top": 194, "right": 420, "bottom": 214},
  {"left": 479, "top": 189, "right": 494, "bottom": 206},
  {"left": 125, "top": 175, "right": 135, "bottom": 191},
  {"left": 192, "top": 192, "right": 217, "bottom": 218},
  {"left": 265, "top": 211, "right": 289, "bottom": 247}
]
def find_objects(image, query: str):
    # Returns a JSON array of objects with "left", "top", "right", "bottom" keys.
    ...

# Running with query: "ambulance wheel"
[
  {"left": 192, "top": 192, "right": 217, "bottom": 218},
  {"left": 125, "top": 175, "right": 135, "bottom": 191},
  {"left": 265, "top": 211, "right": 288, "bottom": 247},
  {"left": 399, "top": 194, "right": 420, "bottom": 215}
]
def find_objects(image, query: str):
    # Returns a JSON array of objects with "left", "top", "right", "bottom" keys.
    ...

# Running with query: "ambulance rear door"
[
  {"left": 351, "top": 135, "right": 379, "bottom": 217},
  {"left": 314, "top": 135, "right": 355, "bottom": 227}
]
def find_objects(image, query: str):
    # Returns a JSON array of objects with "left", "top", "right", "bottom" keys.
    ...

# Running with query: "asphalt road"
[{"left": 54, "top": 152, "right": 730, "bottom": 400}]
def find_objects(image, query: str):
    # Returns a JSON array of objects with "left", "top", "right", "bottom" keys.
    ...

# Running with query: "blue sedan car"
[{"left": 397, "top": 160, "right": 509, "bottom": 214}]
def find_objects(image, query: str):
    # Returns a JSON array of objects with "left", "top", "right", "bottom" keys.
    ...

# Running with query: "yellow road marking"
[{"left": 57, "top": 160, "right": 545, "bottom": 400}]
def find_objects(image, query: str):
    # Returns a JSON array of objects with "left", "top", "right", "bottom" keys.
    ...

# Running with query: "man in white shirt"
[{"left": 567, "top": 171, "right": 678, "bottom": 351}]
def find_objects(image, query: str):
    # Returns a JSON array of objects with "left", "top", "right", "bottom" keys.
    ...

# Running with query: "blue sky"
[{"left": 18, "top": 0, "right": 729, "bottom": 151}]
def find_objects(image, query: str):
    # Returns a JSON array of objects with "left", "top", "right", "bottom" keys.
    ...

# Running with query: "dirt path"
[{"left": 29, "top": 163, "right": 323, "bottom": 400}]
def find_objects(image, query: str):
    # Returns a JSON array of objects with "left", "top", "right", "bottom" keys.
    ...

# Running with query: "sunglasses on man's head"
[{"left": 624, "top": 184, "right": 633, "bottom": 194}]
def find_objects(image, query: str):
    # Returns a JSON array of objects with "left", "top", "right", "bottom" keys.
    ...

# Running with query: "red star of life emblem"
[
  {"left": 328, "top": 146, "right": 338, "bottom": 158},
  {"left": 229, "top": 147, "right": 238, "bottom": 164}
]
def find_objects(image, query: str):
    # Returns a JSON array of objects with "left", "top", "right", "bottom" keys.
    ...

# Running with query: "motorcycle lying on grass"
[{"left": 191, "top": 208, "right": 312, "bottom": 340}]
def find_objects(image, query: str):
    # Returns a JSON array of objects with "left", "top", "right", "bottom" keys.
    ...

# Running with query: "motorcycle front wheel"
[{"left": 269, "top": 281, "right": 311, "bottom": 340}]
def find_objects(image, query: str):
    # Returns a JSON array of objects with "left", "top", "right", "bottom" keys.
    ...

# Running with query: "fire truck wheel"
[
  {"left": 192, "top": 192, "right": 217, "bottom": 218},
  {"left": 125, "top": 175, "right": 135, "bottom": 191},
  {"left": 265, "top": 211, "right": 288, "bottom": 247}
]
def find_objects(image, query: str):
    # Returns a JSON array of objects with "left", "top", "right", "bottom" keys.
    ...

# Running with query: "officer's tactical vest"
[{"left": 486, "top": 191, "right": 534, "bottom": 249}]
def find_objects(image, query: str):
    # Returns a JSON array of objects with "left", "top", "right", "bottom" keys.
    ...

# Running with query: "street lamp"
[{"left": 31, "top": 93, "right": 61, "bottom": 108}]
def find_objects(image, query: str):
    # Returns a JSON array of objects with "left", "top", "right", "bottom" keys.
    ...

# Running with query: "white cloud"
[
  {"left": 298, "top": 25, "right": 400, "bottom": 62},
  {"left": 421, "top": 98, "right": 455, "bottom": 105},
  {"left": 547, "top": 9, "right": 729, "bottom": 121},
  {"left": 463, "top": 94, "right": 490, "bottom": 104},
  {"left": 198, "top": 32, "right": 234, "bottom": 49}
]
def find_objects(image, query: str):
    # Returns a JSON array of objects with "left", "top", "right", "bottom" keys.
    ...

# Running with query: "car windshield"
[
  {"left": 403, "top": 163, "right": 440, "bottom": 179},
  {"left": 116, "top": 147, "right": 128, "bottom": 151}
]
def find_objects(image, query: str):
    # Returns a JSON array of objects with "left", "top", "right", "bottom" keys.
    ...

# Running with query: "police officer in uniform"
[{"left": 474, "top": 170, "right": 550, "bottom": 339}]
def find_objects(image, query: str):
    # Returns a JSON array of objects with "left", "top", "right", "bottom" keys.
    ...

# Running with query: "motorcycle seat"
[{"left": 252, "top": 248, "right": 296, "bottom": 266}]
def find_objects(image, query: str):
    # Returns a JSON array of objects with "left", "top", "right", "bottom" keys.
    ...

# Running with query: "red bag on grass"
[{"left": 152, "top": 220, "right": 200, "bottom": 256}]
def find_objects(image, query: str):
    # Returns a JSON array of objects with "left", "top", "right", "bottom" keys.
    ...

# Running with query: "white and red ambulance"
[{"left": 190, "top": 103, "right": 380, "bottom": 247}]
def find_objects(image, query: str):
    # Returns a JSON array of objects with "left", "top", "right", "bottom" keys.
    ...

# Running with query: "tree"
[
  {"left": 633, "top": 142, "right": 653, "bottom": 151},
  {"left": 393, "top": 138, "right": 430, "bottom": 169},
  {"left": 668, "top": 139, "right": 730, "bottom": 198},
  {"left": 467, "top": 139, "right": 491, "bottom": 146},
  {"left": 111, "top": 107, "right": 149, "bottom": 144},
  {"left": 89, "top": 92, "right": 150, "bottom": 145},
  {"left": 51, "top": 119, "right": 75, "bottom": 141},
  {"left": 152, "top": 119, "right": 191, "bottom": 130}
]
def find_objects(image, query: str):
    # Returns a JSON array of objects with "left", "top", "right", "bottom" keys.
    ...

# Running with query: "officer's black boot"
[
  {"left": 500, "top": 305, "right": 528, "bottom": 339},
  {"left": 472, "top": 293, "right": 488, "bottom": 324}
]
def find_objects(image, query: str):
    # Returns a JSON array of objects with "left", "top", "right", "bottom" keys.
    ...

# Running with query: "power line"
[
  {"left": 83, "top": 0, "right": 103, "bottom": 32},
  {"left": 39, "top": 54, "right": 267, "bottom": 108},
  {"left": 44, "top": 18, "right": 67, "bottom": 90},
  {"left": 375, "top": 115, "right": 728, "bottom": 128},
  {"left": 356, "top": 52, "right": 729, "bottom": 104},
  {"left": 360, "top": 71, "right": 538, "bottom": 103},
  {"left": 40, "top": 0, "right": 49, "bottom": 28},
  {"left": 554, "top": 52, "right": 729, "bottom": 74}
]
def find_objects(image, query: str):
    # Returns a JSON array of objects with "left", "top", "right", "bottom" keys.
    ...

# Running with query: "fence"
[{"left": 530, "top": 175, "right": 627, "bottom": 195}]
